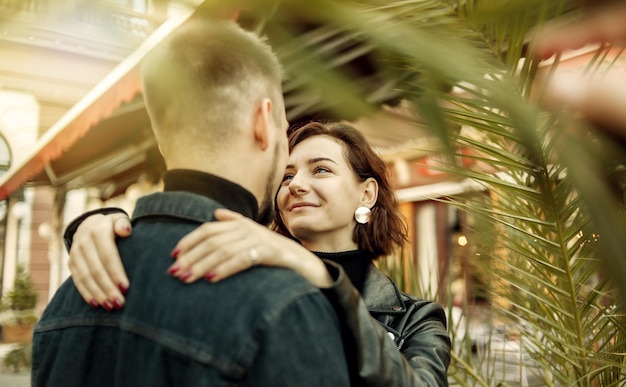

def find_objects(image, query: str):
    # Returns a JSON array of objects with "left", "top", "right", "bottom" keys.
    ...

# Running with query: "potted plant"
[{"left": 0, "top": 264, "right": 39, "bottom": 343}]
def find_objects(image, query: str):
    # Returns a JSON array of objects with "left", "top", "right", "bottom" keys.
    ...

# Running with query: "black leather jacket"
[{"left": 321, "top": 261, "right": 451, "bottom": 386}]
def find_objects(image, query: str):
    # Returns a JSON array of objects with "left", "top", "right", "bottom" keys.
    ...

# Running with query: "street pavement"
[{"left": 0, "top": 372, "right": 29, "bottom": 387}]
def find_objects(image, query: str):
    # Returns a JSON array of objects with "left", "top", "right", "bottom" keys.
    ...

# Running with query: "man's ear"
[
  {"left": 253, "top": 98, "right": 273, "bottom": 151},
  {"left": 360, "top": 177, "right": 379, "bottom": 208}
]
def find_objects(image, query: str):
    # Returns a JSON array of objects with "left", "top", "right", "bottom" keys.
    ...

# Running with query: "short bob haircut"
[{"left": 273, "top": 121, "right": 408, "bottom": 258}]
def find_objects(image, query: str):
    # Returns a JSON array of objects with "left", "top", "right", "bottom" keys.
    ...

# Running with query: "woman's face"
[{"left": 276, "top": 135, "right": 369, "bottom": 251}]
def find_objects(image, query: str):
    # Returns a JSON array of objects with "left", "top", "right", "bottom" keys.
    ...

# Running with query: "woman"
[{"left": 65, "top": 121, "right": 451, "bottom": 386}]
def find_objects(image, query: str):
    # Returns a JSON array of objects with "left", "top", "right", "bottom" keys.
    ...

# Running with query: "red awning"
[{"left": 0, "top": 12, "right": 194, "bottom": 200}]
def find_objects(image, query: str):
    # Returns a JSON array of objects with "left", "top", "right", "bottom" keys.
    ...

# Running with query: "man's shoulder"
[
  {"left": 209, "top": 267, "right": 331, "bottom": 321},
  {"left": 35, "top": 277, "right": 88, "bottom": 328},
  {"left": 230, "top": 266, "right": 321, "bottom": 303}
]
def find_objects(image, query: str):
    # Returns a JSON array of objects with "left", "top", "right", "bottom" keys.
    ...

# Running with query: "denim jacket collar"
[{"left": 163, "top": 169, "right": 258, "bottom": 220}]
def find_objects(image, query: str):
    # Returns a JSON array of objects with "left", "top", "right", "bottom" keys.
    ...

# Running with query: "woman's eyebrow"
[
  {"left": 284, "top": 157, "right": 337, "bottom": 170},
  {"left": 309, "top": 157, "right": 337, "bottom": 165}
]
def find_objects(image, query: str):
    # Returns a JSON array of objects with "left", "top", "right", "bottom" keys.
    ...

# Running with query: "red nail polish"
[
  {"left": 89, "top": 300, "right": 99, "bottom": 309},
  {"left": 168, "top": 264, "right": 180, "bottom": 275},
  {"left": 118, "top": 283, "right": 129, "bottom": 294},
  {"left": 204, "top": 272, "right": 216, "bottom": 281},
  {"left": 122, "top": 225, "right": 131, "bottom": 233},
  {"left": 171, "top": 248, "right": 180, "bottom": 259},
  {"left": 102, "top": 300, "right": 114, "bottom": 311},
  {"left": 112, "top": 298, "right": 124, "bottom": 309},
  {"left": 179, "top": 270, "right": 192, "bottom": 281}
]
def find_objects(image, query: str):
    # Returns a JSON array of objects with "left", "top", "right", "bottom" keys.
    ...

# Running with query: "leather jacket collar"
[{"left": 363, "top": 264, "right": 407, "bottom": 314}]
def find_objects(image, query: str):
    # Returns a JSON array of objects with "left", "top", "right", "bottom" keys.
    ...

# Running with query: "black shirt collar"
[{"left": 162, "top": 169, "right": 258, "bottom": 220}]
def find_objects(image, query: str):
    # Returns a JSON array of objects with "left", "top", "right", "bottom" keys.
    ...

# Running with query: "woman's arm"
[
  {"left": 322, "top": 267, "right": 451, "bottom": 386},
  {"left": 390, "top": 299, "right": 451, "bottom": 386},
  {"left": 64, "top": 207, "right": 334, "bottom": 307},
  {"left": 170, "top": 208, "right": 333, "bottom": 287}
]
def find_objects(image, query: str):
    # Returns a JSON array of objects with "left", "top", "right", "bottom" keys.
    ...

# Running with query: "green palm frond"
[{"left": 439, "top": 86, "right": 626, "bottom": 384}]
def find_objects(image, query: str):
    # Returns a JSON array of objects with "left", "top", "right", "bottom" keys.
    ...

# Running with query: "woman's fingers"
[
  {"left": 70, "top": 235, "right": 123, "bottom": 310},
  {"left": 95, "top": 220, "right": 131, "bottom": 296},
  {"left": 172, "top": 208, "right": 242, "bottom": 257},
  {"left": 204, "top": 246, "right": 266, "bottom": 282},
  {"left": 213, "top": 208, "right": 243, "bottom": 221},
  {"left": 171, "top": 230, "right": 242, "bottom": 283},
  {"left": 173, "top": 219, "right": 241, "bottom": 264},
  {"left": 92, "top": 214, "right": 132, "bottom": 295},
  {"left": 68, "top": 241, "right": 104, "bottom": 307},
  {"left": 173, "top": 217, "right": 232, "bottom": 257},
  {"left": 113, "top": 215, "right": 132, "bottom": 237},
  {"left": 170, "top": 209, "right": 274, "bottom": 283},
  {"left": 193, "top": 241, "right": 264, "bottom": 283},
  {"left": 69, "top": 214, "right": 129, "bottom": 309}
]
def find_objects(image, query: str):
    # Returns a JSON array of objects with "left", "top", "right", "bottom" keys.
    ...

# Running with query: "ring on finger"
[{"left": 247, "top": 248, "right": 259, "bottom": 267}]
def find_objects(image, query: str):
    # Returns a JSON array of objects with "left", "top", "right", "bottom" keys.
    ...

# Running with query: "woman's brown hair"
[{"left": 273, "top": 121, "right": 408, "bottom": 257}]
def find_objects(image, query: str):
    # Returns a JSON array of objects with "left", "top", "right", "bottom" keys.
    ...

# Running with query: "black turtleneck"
[
  {"left": 314, "top": 250, "right": 373, "bottom": 294},
  {"left": 163, "top": 169, "right": 259, "bottom": 220}
]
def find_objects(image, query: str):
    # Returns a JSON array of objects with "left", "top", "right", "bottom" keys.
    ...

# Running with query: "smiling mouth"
[{"left": 290, "top": 203, "right": 317, "bottom": 211}]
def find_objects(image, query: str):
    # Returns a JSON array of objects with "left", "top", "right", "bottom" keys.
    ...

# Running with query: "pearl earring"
[{"left": 354, "top": 206, "right": 371, "bottom": 224}]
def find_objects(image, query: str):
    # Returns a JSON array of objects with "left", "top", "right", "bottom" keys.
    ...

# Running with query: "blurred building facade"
[{"left": 0, "top": 0, "right": 185, "bottom": 313}]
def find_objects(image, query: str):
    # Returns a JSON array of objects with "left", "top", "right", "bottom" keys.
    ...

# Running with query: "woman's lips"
[{"left": 289, "top": 202, "right": 318, "bottom": 211}]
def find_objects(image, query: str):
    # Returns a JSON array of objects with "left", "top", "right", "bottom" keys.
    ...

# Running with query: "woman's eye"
[
  {"left": 314, "top": 166, "right": 330, "bottom": 174},
  {"left": 281, "top": 173, "right": 294, "bottom": 183}
]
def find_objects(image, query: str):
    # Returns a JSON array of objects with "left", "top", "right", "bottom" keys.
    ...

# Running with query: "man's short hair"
[{"left": 141, "top": 17, "right": 284, "bottom": 155}]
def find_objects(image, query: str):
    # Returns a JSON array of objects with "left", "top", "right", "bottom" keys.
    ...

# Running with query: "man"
[{"left": 32, "top": 16, "right": 350, "bottom": 387}]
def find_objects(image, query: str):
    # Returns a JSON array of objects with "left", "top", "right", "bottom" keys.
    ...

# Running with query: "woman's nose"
[{"left": 288, "top": 173, "right": 308, "bottom": 195}]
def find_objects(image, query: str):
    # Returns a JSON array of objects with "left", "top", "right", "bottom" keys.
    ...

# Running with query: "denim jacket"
[{"left": 33, "top": 188, "right": 350, "bottom": 387}]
